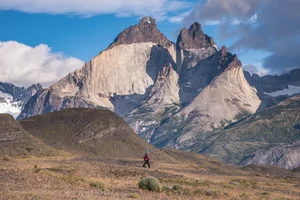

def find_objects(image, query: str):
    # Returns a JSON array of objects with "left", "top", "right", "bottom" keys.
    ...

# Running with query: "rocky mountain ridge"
[
  {"left": 190, "top": 95, "right": 300, "bottom": 170},
  {"left": 244, "top": 69, "right": 300, "bottom": 94},
  {"left": 0, "top": 82, "right": 42, "bottom": 117}
]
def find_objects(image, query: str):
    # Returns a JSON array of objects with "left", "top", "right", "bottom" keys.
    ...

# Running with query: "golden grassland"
[{"left": 1, "top": 154, "right": 300, "bottom": 200}]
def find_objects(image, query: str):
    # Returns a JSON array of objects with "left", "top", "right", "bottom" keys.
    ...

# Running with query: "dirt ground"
[{"left": 1, "top": 155, "right": 300, "bottom": 200}]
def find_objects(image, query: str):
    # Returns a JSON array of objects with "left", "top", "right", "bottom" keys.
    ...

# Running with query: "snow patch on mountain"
[
  {"left": 0, "top": 91, "right": 21, "bottom": 118},
  {"left": 0, "top": 91, "right": 13, "bottom": 99}
]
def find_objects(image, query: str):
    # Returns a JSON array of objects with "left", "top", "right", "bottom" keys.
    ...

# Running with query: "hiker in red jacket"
[{"left": 143, "top": 150, "right": 150, "bottom": 168}]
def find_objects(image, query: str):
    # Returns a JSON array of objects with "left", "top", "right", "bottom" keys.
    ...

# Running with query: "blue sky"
[
  {"left": 0, "top": 0, "right": 296, "bottom": 87},
  {"left": 0, "top": 9, "right": 248, "bottom": 62},
  {"left": 1, "top": 9, "right": 220, "bottom": 62}
]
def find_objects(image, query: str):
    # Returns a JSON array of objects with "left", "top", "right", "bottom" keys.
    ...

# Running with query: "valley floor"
[{"left": 1, "top": 154, "right": 300, "bottom": 200}]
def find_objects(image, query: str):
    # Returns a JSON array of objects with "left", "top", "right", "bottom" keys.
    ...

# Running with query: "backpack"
[{"left": 144, "top": 154, "right": 147, "bottom": 160}]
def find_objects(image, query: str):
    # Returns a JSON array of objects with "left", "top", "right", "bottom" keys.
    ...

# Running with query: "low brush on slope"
[{"left": 0, "top": 114, "right": 56, "bottom": 156}]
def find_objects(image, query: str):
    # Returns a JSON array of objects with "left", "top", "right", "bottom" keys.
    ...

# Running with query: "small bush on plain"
[
  {"left": 162, "top": 185, "right": 172, "bottom": 192},
  {"left": 90, "top": 181, "right": 106, "bottom": 190},
  {"left": 138, "top": 177, "right": 162, "bottom": 192}
]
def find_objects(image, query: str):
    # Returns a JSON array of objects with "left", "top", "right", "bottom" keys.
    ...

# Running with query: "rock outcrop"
[
  {"left": 150, "top": 53, "right": 261, "bottom": 149},
  {"left": 125, "top": 63, "right": 180, "bottom": 141},
  {"left": 240, "top": 141, "right": 300, "bottom": 170},
  {"left": 176, "top": 22, "right": 217, "bottom": 73},
  {"left": 109, "top": 16, "right": 173, "bottom": 49},
  {"left": 179, "top": 46, "right": 235, "bottom": 104},
  {"left": 177, "top": 22, "right": 215, "bottom": 50}
]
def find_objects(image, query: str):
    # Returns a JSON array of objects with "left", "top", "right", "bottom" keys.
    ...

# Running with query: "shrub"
[
  {"left": 47, "top": 165, "right": 75, "bottom": 173},
  {"left": 90, "top": 181, "right": 106, "bottom": 190},
  {"left": 240, "top": 193, "right": 250, "bottom": 199},
  {"left": 205, "top": 190, "right": 220, "bottom": 197},
  {"left": 2, "top": 155, "right": 11, "bottom": 162},
  {"left": 33, "top": 164, "right": 42, "bottom": 173},
  {"left": 172, "top": 184, "right": 184, "bottom": 191},
  {"left": 138, "top": 177, "right": 162, "bottom": 192},
  {"left": 63, "top": 175, "right": 85, "bottom": 185},
  {"left": 172, "top": 185, "right": 184, "bottom": 195},
  {"left": 261, "top": 192, "right": 269, "bottom": 196},
  {"left": 162, "top": 186, "right": 172, "bottom": 192},
  {"left": 128, "top": 193, "right": 141, "bottom": 199}
]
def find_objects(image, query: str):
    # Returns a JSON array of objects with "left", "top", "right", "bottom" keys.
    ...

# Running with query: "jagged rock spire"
[
  {"left": 144, "top": 63, "right": 180, "bottom": 106},
  {"left": 177, "top": 22, "right": 216, "bottom": 50},
  {"left": 139, "top": 16, "right": 156, "bottom": 26},
  {"left": 108, "top": 16, "right": 172, "bottom": 49}
]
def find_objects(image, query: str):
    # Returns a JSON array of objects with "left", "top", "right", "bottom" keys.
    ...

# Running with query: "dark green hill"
[{"left": 20, "top": 108, "right": 174, "bottom": 161}]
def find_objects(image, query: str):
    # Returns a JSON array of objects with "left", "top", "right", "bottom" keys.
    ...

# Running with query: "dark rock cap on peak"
[
  {"left": 188, "top": 22, "right": 203, "bottom": 35},
  {"left": 177, "top": 22, "right": 215, "bottom": 50},
  {"left": 139, "top": 16, "right": 156, "bottom": 26},
  {"left": 220, "top": 45, "right": 228, "bottom": 56},
  {"left": 108, "top": 16, "right": 172, "bottom": 49},
  {"left": 226, "top": 54, "right": 242, "bottom": 71}
]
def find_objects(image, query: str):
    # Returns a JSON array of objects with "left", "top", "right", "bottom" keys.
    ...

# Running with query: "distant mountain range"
[
  {"left": 0, "top": 82, "right": 42, "bottom": 118},
  {"left": 1, "top": 16, "right": 300, "bottom": 170}
]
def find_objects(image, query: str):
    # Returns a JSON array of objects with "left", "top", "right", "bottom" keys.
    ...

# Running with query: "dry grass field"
[{"left": 1, "top": 151, "right": 300, "bottom": 200}]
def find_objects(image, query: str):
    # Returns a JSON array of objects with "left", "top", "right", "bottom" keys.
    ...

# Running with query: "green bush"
[
  {"left": 90, "top": 181, "right": 106, "bottom": 190},
  {"left": 63, "top": 175, "right": 85, "bottom": 185},
  {"left": 171, "top": 184, "right": 184, "bottom": 195},
  {"left": 162, "top": 186, "right": 172, "bottom": 192},
  {"left": 138, "top": 177, "right": 162, "bottom": 192},
  {"left": 172, "top": 184, "right": 184, "bottom": 192}
]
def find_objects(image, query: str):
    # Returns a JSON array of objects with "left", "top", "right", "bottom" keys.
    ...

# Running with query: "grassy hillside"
[
  {"left": 1, "top": 154, "right": 300, "bottom": 200},
  {"left": 0, "top": 114, "right": 56, "bottom": 157},
  {"left": 20, "top": 108, "right": 174, "bottom": 161}
]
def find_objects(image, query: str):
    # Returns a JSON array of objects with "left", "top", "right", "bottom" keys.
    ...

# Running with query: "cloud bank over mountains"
[
  {"left": 0, "top": 0, "right": 298, "bottom": 82},
  {"left": 182, "top": 0, "right": 300, "bottom": 74},
  {"left": 0, "top": 0, "right": 193, "bottom": 20},
  {"left": 0, "top": 41, "right": 84, "bottom": 87}
]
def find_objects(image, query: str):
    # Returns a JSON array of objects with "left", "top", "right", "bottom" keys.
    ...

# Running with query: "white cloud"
[
  {"left": 205, "top": 20, "right": 220, "bottom": 25},
  {"left": 247, "top": 13, "right": 257, "bottom": 24},
  {"left": 243, "top": 64, "right": 271, "bottom": 76},
  {"left": 0, "top": 41, "right": 84, "bottom": 87},
  {"left": 0, "top": 0, "right": 193, "bottom": 20},
  {"left": 168, "top": 11, "right": 191, "bottom": 23},
  {"left": 230, "top": 14, "right": 257, "bottom": 25},
  {"left": 183, "top": 0, "right": 261, "bottom": 26}
]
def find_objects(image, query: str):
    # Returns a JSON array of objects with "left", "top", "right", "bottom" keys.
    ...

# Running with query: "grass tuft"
[
  {"left": 33, "top": 164, "right": 42, "bottom": 173},
  {"left": 2, "top": 155, "right": 12, "bottom": 162},
  {"left": 138, "top": 177, "right": 162, "bottom": 192},
  {"left": 62, "top": 175, "right": 85, "bottom": 185},
  {"left": 128, "top": 193, "right": 141, "bottom": 199},
  {"left": 90, "top": 181, "right": 106, "bottom": 190},
  {"left": 162, "top": 185, "right": 172, "bottom": 192}
]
